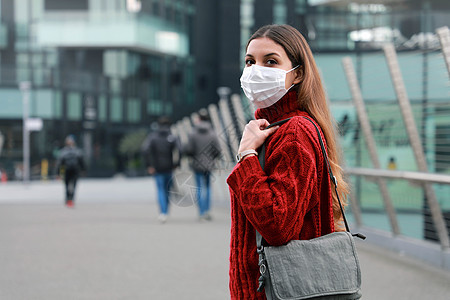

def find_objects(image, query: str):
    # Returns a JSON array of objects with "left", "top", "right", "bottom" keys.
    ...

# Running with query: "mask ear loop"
[
  {"left": 286, "top": 65, "right": 301, "bottom": 91},
  {"left": 288, "top": 65, "right": 301, "bottom": 72}
]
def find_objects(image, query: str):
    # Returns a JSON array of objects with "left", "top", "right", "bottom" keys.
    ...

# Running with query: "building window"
[
  {"left": 67, "top": 92, "right": 82, "bottom": 121},
  {"left": 110, "top": 96, "right": 123, "bottom": 122},
  {"left": 16, "top": 53, "right": 29, "bottom": 82},
  {"left": 54, "top": 91, "right": 62, "bottom": 118},
  {"left": 165, "top": 102, "right": 173, "bottom": 115},
  {"left": 273, "top": 0, "right": 287, "bottom": 24},
  {"left": 98, "top": 95, "right": 107, "bottom": 122},
  {"left": 103, "top": 50, "right": 127, "bottom": 78},
  {"left": 240, "top": 0, "right": 254, "bottom": 66},
  {"left": 44, "top": 0, "right": 88, "bottom": 10},
  {"left": 147, "top": 99, "right": 162, "bottom": 115},
  {"left": 32, "top": 90, "right": 53, "bottom": 118},
  {"left": 127, "top": 98, "right": 141, "bottom": 123},
  {"left": 31, "top": 53, "right": 48, "bottom": 86}
]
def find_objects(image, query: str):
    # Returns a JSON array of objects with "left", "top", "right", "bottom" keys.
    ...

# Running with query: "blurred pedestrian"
[
  {"left": 142, "top": 116, "right": 181, "bottom": 223},
  {"left": 387, "top": 156, "right": 397, "bottom": 170},
  {"left": 56, "top": 135, "right": 85, "bottom": 207},
  {"left": 0, "top": 167, "right": 7, "bottom": 183},
  {"left": 184, "top": 109, "right": 221, "bottom": 221},
  {"left": 227, "top": 24, "right": 350, "bottom": 298}
]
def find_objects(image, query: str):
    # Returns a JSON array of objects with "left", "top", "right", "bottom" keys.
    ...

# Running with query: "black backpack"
[{"left": 63, "top": 150, "right": 80, "bottom": 171}]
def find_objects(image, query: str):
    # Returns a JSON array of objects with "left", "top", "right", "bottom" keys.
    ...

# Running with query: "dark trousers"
[{"left": 64, "top": 170, "right": 79, "bottom": 202}]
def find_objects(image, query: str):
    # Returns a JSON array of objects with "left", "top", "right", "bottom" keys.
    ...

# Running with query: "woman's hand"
[{"left": 238, "top": 119, "right": 279, "bottom": 153}]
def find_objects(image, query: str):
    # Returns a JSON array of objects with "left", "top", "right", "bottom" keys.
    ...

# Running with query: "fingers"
[
  {"left": 263, "top": 125, "right": 280, "bottom": 137},
  {"left": 246, "top": 119, "right": 270, "bottom": 132},
  {"left": 238, "top": 119, "right": 280, "bottom": 152},
  {"left": 254, "top": 119, "right": 270, "bottom": 129}
]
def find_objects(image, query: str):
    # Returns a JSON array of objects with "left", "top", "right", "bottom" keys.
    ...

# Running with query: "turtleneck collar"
[{"left": 254, "top": 89, "right": 302, "bottom": 123}]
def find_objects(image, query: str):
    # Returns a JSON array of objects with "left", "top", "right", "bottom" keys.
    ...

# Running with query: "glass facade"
[
  {"left": 0, "top": 0, "right": 196, "bottom": 178},
  {"left": 245, "top": 1, "right": 450, "bottom": 52}
]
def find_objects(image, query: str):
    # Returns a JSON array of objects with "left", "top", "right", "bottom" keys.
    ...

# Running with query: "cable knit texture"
[{"left": 227, "top": 90, "right": 335, "bottom": 299}]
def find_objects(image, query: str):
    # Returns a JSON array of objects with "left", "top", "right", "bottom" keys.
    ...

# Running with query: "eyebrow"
[
  {"left": 264, "top": 52, "right": 281, "bottom": 58},
  {"left": 245, "top": 52, "right": 282, "bottom": 58}
]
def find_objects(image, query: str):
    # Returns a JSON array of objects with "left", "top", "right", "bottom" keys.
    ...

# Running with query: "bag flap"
[{"left": 264, "top": 232, "right": 361, "bottom": 300}]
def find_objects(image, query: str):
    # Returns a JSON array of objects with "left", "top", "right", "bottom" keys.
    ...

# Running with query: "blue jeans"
[
  {"left": 195, "top": 171, "right": 211, "bottom": 216},
  {"left": 155, "top": 172, "right": 172, "bottom": 214}
]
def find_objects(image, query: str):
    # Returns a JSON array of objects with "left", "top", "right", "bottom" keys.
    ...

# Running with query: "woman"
[{"left": 226, "top": 24, "right": 349, "bottom": 299}]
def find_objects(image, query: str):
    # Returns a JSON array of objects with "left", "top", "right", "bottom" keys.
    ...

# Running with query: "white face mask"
[{"left": 240, "top": 64, "right": 299, "bottom": 109}]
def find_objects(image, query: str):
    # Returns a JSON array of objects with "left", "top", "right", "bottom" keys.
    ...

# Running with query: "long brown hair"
[{"left": 247, "top": 24, "right": 349, "bottom": 230}]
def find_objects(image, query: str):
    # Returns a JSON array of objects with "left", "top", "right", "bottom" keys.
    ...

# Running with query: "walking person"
[
  {"left": 226, "top": 24, "right": 350, "bottom": 299},
  {"left": 56, "top": 135, "right": 85, "bottom": 207},
  {"left": 184, "top": 109, "right": 221, "bottom": 221},
  {"left": 142, "top": 116, "right": 181, "bottom": 223}
]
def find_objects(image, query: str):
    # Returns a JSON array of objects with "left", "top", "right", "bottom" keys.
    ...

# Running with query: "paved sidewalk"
[
  {"left": 0, "top": 202, "right": 230, "bottom": 300},
  {"left": 0, "top": 177, "right": 153, "bottom": 204},
  {"left": 0, "top": 171, "right": 232, "bottom": 207},
  {"left": 1, "top": 177, "right": 450, "bottom": 299}
]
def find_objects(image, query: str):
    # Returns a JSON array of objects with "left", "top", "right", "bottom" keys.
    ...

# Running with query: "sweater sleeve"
[{"left": 227, "top": 136, "right": 318, "bottom": 246}]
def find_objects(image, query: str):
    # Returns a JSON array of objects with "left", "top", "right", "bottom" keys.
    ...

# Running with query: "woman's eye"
[
  {"left": 266, "top": 59, "right": 277, "bottom": 65},
  {"left": 245, "top": 59, "right": 255, "bottom": 66}
]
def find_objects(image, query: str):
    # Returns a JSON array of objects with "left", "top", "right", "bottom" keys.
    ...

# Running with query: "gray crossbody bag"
[{"left": 256, "top": 117, "right": 365, "bottom": 300}]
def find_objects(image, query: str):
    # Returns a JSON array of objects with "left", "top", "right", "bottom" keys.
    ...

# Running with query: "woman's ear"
[{"left": 293, "top": 67, "right": 304, "bottom": 85}]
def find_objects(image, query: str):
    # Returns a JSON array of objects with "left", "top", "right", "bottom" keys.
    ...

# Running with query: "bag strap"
[
  {"left": 255, "top": 116, "right": 365, "bottom": 250},
  {"left": 258, "top": 118, "right": 293, "bottom": 170},
  {"left": 301, "top": 117, "right": 350, "bottom": 232}
]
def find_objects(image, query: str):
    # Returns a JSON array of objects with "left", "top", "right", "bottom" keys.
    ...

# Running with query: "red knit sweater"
[{"left": 226, "top": 90, "right": 335, "bottom": 299}]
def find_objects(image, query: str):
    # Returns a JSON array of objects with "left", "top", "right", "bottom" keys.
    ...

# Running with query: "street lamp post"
[
  {"left": 20, "top": 81, "right": 31, "bottom": 183},
  {"left": 0, "top": 130, "right": 4, "bottom": 156}
]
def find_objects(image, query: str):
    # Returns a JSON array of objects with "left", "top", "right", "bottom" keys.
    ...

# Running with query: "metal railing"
[{"left": 346, "top": 168, "right": 450, "bottom": 185}]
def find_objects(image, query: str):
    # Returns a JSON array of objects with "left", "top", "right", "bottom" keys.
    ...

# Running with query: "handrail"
[{"left": 346, "top": 167, "right": 450, "bottom": 185}]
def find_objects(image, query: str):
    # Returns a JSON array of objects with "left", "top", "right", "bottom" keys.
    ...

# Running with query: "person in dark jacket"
[
  {"left": 184, "top": 109, "right": 221, "bottom": 221},
  {"left": 142, "top": 116, "right": 181, "bottom": 223},
  {"left": 56, "top": 135, "right": 85, "bottom": 207}
]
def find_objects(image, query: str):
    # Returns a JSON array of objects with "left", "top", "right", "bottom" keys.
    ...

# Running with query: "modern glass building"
[{"left": 0, "top": 0, "right": 198, "bottom": 177}]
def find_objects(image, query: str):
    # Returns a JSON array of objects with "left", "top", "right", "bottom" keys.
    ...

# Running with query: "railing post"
[
  {"left": 230, "top": 94, "right": 247, "bottom": 135},
  {"left": 181, "top": 116, "right": 193, "bottom": 141},
  {"left": 190, "top": 112, "right": 199, "bottom": 125},
  {"left": 173, "top": 122, "right": 187, "bottom": 146},
  {"left": 172, "top": 118, "right": 192, "bottom": 169},
  {"left": 383, "top": 44, "right": 450, "bottom": 249},
  {"left": 218, "top": 98, "right": 240, "bottom": 156},
  {"left": 208, "top": 103, "right": 233, "bottom": 164},
  {"left": 436, "top": 26, "right": 450, "bottom": 78},
  {"left": 349, "top": 190, "right": 363, "bottom": 228},
  {"left": 342, "top": 57, "right": 400, "bottom": 235}
]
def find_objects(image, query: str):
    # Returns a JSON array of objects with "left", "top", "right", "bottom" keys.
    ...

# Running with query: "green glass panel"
[
  {"left": 67, "top": 92, "right": 82, "bottom": 121},
  {"left": 111, "top": 96, "right": 122, "bottom": 122},
  {"left": 98, "top": 95, "right": 107, "bottom": 122}
]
